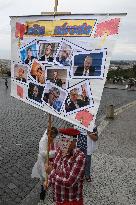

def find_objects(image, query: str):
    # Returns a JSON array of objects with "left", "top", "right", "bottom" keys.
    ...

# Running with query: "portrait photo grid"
[{"left": 12, "top": 30, "right": 107, "bottom": 127}]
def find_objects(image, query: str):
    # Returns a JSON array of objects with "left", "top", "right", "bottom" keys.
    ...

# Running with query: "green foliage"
[
  {"left": 132, "top": 65, "right": 136, "bottom": 76},
  {"left": 107, "top": 66, "right": 136, "bottom": 80}
]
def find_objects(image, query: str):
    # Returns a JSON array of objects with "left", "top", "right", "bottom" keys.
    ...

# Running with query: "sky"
[{"left": 0, "top": 0, "right": 136, "bottom": 60}]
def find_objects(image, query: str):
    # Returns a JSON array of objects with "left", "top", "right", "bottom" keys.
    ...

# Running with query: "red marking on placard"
[
  {"left": 75, "top": 110, "right": 93, "bottom": 127},
  {"left": 95, "top": 18, "right": 120, "bottom": 37},
  {"left": 17, "top": 85, "right": 23, "bottom": 98},
  {"left": 15, "top": 22, "right": 27, "bottom": 40}
]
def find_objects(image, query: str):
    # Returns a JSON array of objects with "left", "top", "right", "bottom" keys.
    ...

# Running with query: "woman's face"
[
  {"left": 45, "top": 45, "right": 52, "bottom": 56},
  {"left": 60, "top": 137, "right": 71, "bottom": 153}
]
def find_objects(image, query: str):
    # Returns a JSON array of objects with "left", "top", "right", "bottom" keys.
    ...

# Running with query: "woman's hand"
[{"left": 87, "top": 131, "right": 98, "bottom": 141}]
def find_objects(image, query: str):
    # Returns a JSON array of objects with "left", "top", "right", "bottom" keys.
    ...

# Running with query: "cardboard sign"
[{"left": 10, "top": 14, "right": 126, "bottom": 131}]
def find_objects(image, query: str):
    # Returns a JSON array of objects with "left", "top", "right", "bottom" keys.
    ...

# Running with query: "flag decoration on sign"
[{"left": 15, "top": 22, "right": 27, "bottom": 40}]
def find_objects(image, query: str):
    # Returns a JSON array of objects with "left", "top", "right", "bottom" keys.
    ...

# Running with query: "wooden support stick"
[
  {"left": 41, "top": 0, "right": 71, "bottom": 16},
  {"left": 54, "top": 0, "right": 58, "bottom": 13}
]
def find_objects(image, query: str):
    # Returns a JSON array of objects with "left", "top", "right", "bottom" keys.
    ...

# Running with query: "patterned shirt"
[{"left": 49, "top": 148, "right": 85, "bottom": 203}]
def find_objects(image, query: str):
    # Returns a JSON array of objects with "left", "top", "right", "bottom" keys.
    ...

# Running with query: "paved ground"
[
  {"left": 91, "top": 105, "right": 136, "bottom": 205},
  {"left": 0, "top": 77, "right": 136, "bottom": 205},
  {"left": 0, "top": 78, "right": 71, "bottom": 205},
  {"left": 105, "top": 83, "right": 136, "bottom": 91},
  {"left": 43, "top": 105, "right": 136, "bottom": 205},
  {"left": 96, "top": 84, "right": 136, "bottom": 121}
]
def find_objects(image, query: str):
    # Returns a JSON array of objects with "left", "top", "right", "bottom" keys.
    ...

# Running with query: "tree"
[{"left": 132, "top": 65, "right": 136, "bottom": 77}]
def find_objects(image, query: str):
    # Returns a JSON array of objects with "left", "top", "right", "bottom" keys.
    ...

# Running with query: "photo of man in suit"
[
  {"left": 39, "top": 44, "right": 53, "bottom": 62},
  {"left": 49, "top": 71, "right": 63, "bottom": 88},
  {"left": 28, "top": 83, "right": 44, "bottom": 103},
  {"left": 43, "top": 87, "right": 63, "bottom": 112},
  {"left": 32, "top": 85, "right": 42, "bottom": 103},
  {"left": 74, "top": 56, "right": 95, "bottom": 77},
  {"left": 16, "top": 67, "right": 26, "bottom": 83},
  {"left": 56, "top": 43, "right": 71, "bottom": 66},
  {"left": 25, "top": 48, "right": 35, "bottom": 64},
  {"left": 36, "top": 67, "right": 45, "bottom": 84},
  {"left": 30, "top": 61, "right": 45, "bottom": 84},
  {"left": 65, "top": 88, "right": 89, "bottom": 113}
]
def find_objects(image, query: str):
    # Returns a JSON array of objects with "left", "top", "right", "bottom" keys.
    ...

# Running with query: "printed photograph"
[
  {"left": 38, "top": 42, "right": 59, "bottom": 63},
  {"left": 28, "top": 82, "right": 44, "bottom": 104},
  {"left": 14, "top": 64, "right": 28, "bottom": 83},
  {"left": 11, "top": 80, "right": 27, "bottom": 100},
  {"left": 72, "top": 50, "right": 106, "bottom": 78},
  {"left": 56, "top": 42, "right": 72, "bottom": 66},
  {"left": 43, "top": 82, "right": 67, "bottom": 112},
  {"left": 64, "top": 81, "right": 94, "bottom": 114},
  {"left": 30, "top": 60, "right": 45, "bottom": 84},
  {"left": 17, "top": 85, "right": 24, "bottom": 98},
  {"left": 46, "top": 66, "right": 69, "bottom": 89},
  {"left": 20, "top": 42, "right": 37, "bottom": 64}
]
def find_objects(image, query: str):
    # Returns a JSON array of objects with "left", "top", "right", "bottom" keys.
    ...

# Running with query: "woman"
[{"left": 31, "top": 127, "right": 58, "bottom": 203}]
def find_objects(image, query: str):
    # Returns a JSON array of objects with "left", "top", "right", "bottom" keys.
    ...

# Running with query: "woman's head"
[
  {"left": 58, "top": 128, "right": 80, "bottom": 154},
  {"left": 47, "top": 126, "right": 58, "bottom": 139}
]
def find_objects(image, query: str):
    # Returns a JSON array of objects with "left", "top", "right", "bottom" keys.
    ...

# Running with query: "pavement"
[
  {"left": 0, "top": 77, "right": 136, "bottom": 205},
  {"left": 105, "top": 83, "right": 136, "bottom": 91},
  {"left": 0, "top": 78, "right": 71, "bottom": 205},
  {"left": 96, "top": 83, "right": 136, "bottom": 123}
]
